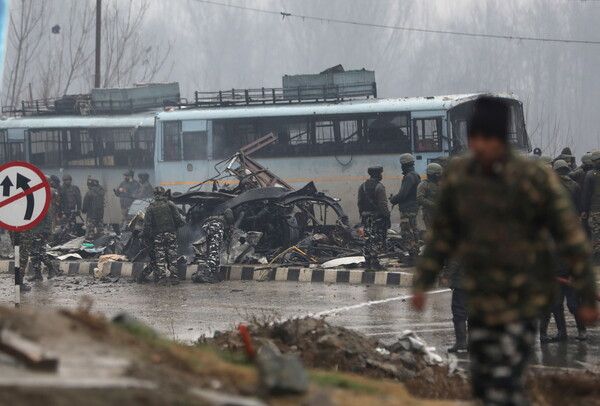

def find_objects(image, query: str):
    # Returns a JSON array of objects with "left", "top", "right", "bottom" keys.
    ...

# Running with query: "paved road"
[{"left": 0, "top": 274, "right": 598, "bottom": 371}]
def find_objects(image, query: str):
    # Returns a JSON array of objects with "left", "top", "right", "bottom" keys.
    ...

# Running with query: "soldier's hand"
[
  {"left": 411, "top": 290, "right": 426, "bottom": 312},
  {"left": 578, "top": 305, "right": 599, "bottom": 325}
]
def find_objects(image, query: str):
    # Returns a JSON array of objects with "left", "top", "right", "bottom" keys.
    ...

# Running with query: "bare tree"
[
  {"left": 101, "top": 0, "right": 172, "bottom": 88},
  {"left": 3, "top": 0, "right": 47, "bottom": 107}
]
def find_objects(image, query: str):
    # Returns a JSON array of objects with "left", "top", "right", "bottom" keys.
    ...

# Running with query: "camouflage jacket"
[
  {"left": 415, "top": 152, "right": 597, "bottom": 325},
  {"left": 558, "top": 174, "right": 581, "bottom": 212},
  {"left": 390, "top": 168, "right": 421, "bottom": 213},
  {"left": 136, "top": 181, "right": 154, "bottom": 199},
  {"left": 61, "top": 184, "right": 82, "bottom": 212},
  {"left": 82, "top": 186, "right": 105, "bottom": 221},
  {"left": 144, "top": 196, "right": 184, "bottom": 235},
  {"left": 416, "top": 178, "right": 439, "bottom": 224},
  {"left": 357, "top": 179, "right": 390, "bottom": 220}
]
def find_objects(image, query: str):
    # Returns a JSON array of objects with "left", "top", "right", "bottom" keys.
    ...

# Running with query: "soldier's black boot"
[
  {"left": 27, "top": 270, "right": 43, "bottom": 282},
  {"left": 47, "top": 262, "right": 62, "bottom": 279},
  {"left": 448, "top": 320, "right": 468, "bottom": 353},
  {"left": 20, "top": 282, "right": 31, "bottom": 292},
  {"left": 539, "top": 313, "right": 552, "bottom": 344},
  {"left": 552, "top": 311, "right": 568, "bottom": 342},
  {"left": 575, "top": 317, "right": 588, "bottom": 341},
  {"left": 136, "top": 267, "right": 151, "bottom": 284}
]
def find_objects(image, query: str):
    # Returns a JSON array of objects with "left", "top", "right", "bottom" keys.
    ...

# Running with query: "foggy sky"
[{"left": 7, "top": 0, "right": 600, "bottom": 157}]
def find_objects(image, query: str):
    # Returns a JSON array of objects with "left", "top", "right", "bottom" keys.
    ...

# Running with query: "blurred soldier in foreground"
[
  {"left": 358, "top": 166, "right": 391, "bottom": 271},
  {"left": 413, "top": 97, "right": 598, "bottom": 406},
  {"left": 136, "top": 172, "right": 154, "bottom": 199},
  {"left": 442, "top": 261, "right": 468, "bottom": 353},
  {"left": 117, "top": 169, "right": 140, "bottom": 229},
  {"left": 82, "top": 177, "right": 105, "bottom": 243},
  {"left": 390, "top": 153, "right": 421, "bottom": 264},
  {"left": 417, "top": 163, "right": 443, "bottom": 234},
  {"left": 581, "top": 150, "right": 600, "bottom": 260},
  {"left": 192, "top": 209, "right": 235, "bottom": 284},
  {"left": 143, "top": 187, "right": 184, "bottom": 286}
]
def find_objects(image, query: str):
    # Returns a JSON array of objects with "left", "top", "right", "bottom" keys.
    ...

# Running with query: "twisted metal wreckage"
[{"left": 48, "top": 134, "right": 411, "bottom": 268}]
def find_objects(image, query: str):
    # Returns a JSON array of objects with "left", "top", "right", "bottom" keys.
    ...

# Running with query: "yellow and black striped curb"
[{"left": 0, "top": 260, "right": 415, "bottom": 287}]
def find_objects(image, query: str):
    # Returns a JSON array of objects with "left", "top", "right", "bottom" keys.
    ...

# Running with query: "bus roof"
[
  {"left": 158, "top": 92, "right": 520, "bottom": 122},
  {"left": 0, "top": 112, "right": 156, "bottom": 129}
]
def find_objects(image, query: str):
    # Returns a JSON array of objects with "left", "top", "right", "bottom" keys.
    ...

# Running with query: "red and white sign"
[{"left": 0, "top": 161, "right": 51, "bottom": 232}]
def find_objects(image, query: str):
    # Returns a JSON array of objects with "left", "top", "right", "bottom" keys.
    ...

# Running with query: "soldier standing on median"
[
  {"left": 82, "top": 177, "right": 105, "bottom": 243},
  {"left": 358, "top": 166, "right": 391, "bottom": 271},
  {"left": 143, "top": 187, "right": 184, "bottom": 286},
  {"left": 412, "top": 97, "right": 598, "bottom": 406},
  {"left": 390, "top": 153, "right": 421, "bottom": 264},
  {"left": 417, "top": 163, "right": 442, "bottom": 234}
]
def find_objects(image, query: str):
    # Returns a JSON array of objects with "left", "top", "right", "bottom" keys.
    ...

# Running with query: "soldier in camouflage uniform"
[
  {"left": 143, "top": 187, "right": 184, "bottom": 286},
  {"left": 358, "top": 166, "right": 391, "bottom": 271},
  {"left": 9, "top": 230, "right": 32, "bottom": 291},
  {"left": 417, "top": 163, "right": 442, "bottom": 233},
  {"left": 413, "top": 97, "right": 598, "bottom": 406},
  {"left": 26, "top": 184, "right": 62, "bottom": 282},
  {"left": 82, "top": 177, "right": 105, "bottom": 243},
  {"left": 136, "top": 172, "right": 154, "bottom": 199},
  {"left": 570, "top": 153, "right": 593, "bottom": 189},
  {"left": 60, "top": 174, "right": 82, "bottom": 215},
  {"left": 581, "top": 150, "right": 600, "bottom": 260},
  {"left": 117, "top": 170, "right": 140, "bottom": 230},
  {"left": 192, "top": 209, "right": 235, "bottom": 284},
  {"left": 390, "top": 153, "right": 421, "bottom": 263}
]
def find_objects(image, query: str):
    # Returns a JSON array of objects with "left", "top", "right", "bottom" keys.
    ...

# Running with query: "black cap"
[
  {"left": 468, "top": 97, "right": 510, "bottom": 144},
  {"left": 368, "top": 166, "right": 383, "bottom": 177}
]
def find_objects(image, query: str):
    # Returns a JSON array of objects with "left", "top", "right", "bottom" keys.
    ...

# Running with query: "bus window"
[
  {"left": 413, "top": 118, "right": 443, "bottom": 152},
  {"left": 29, "top": 129, "right": 62, "bottom": 167},
  {"left": 366, "top": 114, "right": 411, "bottom": 154},
  {"left": 0, "top": 130, "right": 24, "bottom": 163},
  {"left": 182, "top": 131, "right": 208, "bottom": 160},
  {"left": 63, "top": 129, "right": 96, "bottom": 166},
  {"left": 162, "top": 121, "right": 181, "bottom": 161}
]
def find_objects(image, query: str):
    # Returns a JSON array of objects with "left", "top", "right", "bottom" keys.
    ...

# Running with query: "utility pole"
[{"left": 94, "top": 0, "right": 102, "bottom": 88}]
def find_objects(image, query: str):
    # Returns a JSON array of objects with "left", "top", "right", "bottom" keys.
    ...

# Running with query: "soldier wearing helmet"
[
  {"left": 417, "top": 163, "right": 443, "bottom": 232},
  {"left": 570, "top": 153, "right": 594, "bottom": 189},
  {"left": 143, "top": 186, "right": 184, "bottom": 286},
  {"left": 357, "top": 166, "right": 391, "bottom": 271},
  {"left": 581, "top": 150, "right": 600, "bottom": 260},
  {"left": 61, "top": 174, "right": 82, "bottom": 216},
  {"left": 82, "top": 177, "right": 105, "bottom": 242},
  {"left": 136, "top": 172, "right": 154, "bottom": 199},
  {"left": 390, "top": 153, "right": 421, "bottom": 263}
]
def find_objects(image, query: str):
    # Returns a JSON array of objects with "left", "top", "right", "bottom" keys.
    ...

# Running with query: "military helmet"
[
  {"left": 224, "top": 208, "right": 235, "bottom": 225},
  {"left": 138, "top": 172, "right": 149, "bottom": 180},
  {"left": 539, "top": 156, "right": 553, "bottom": 165},
  {"left": 50, "top": 174, "right": 60, "bottom": 185},
  {"left": 582, "top": 153, "right": 593, "bottom": 165},
  {"left": 87, "top": 176, "right": 99, "bottom": 185},
  {"left": 399, "top": 153, "right": 415, "bottom": 165},
  {"left": 123, "top": 169, "right": 134, "bottom": 177},
  {"left": 154, "top": 186, "right": 166, "bottom": 196},
  {"left": 426, "top": 163, "right": 443, "bottom": 175},
  {"left": 367, "top": 166, "right": 383, "bottom": 177},
  {"left": 62, "top": 174, "right": 72, "bottom": 181},
  {"left": 553, "top": 159, "right": 569, "bottom": 171},
  {"left": 591, "top": 150, "right": 600, "bottom": 162}
]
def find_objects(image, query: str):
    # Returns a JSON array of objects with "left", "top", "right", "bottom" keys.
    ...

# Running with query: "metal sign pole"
[{"left": 14, "top": 232, "right": 20, "bottom": 307}]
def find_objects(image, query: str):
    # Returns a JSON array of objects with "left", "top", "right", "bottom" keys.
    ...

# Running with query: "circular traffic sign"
[{"left": 0, "top": 161, "right": 51, "bottom": 232}]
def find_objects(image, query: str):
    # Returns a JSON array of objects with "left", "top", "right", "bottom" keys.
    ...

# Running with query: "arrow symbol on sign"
[
  {"left": 16, "top": 173, "right": 34, "bottom": 220},
  {"left": 0, "top": 176, "right": 13, "bottom": 197}
]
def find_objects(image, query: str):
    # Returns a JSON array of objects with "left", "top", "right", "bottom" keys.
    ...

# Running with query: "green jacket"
[
  {"left": 416, "top": 178, "right": 439, "bottom": 226},
  {"left": 82, "top": 186, "right": 105, "bottom": 221},
  {"left": 144, "top": 197, "right": 184, "bottom": 234},
  {"left": 415, "top": 152, "right": 597, "bottom": 325}
]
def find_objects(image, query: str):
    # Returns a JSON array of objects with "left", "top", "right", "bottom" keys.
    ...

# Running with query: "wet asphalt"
[{"left": 0, "top": 274, "right": 598, "bottom": 372}]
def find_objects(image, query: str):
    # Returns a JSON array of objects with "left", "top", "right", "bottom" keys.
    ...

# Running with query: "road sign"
[{"left": 0, "top": 161, "right": 51, "bottom": 232}]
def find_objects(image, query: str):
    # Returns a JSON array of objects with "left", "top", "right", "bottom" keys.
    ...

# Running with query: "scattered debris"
[
  {"left": 0, "top": 328, "right": 59, "bottom": 371},
  {"left": 256, "top": 342, "right": 309, "bottom": 395}
]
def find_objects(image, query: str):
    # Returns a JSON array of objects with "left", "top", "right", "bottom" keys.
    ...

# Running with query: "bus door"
[
  {"left": 410, "top": 110, "right": 447, "bottom": 169},
  {"left": 0, "top": 129, "right": 26, "bottom": 163}
]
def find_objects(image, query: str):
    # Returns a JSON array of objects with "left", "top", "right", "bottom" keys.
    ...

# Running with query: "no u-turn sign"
[{"left": 0, "top": 161, "right": 51, "bottom": 232}]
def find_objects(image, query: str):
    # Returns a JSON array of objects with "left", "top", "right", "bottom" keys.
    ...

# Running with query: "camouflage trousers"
[
  {"left": 139, "top": 240, "right": 157, "bottom": 281},
  {"left": 468, "top": 318, "right": 536, "bottom": 406},
  {"left": 84, "top": 218, "right": 103, "bottom": 242},
  {"left": 153, "top": 232, "right": 178, "bottom": 280},
  {"left": 362, "top": 216, "right": 387, "bottom": 267},
  {"left": 28, "top": 233, "right": 54, "bottom": 276},
  {"left": 400, "top": 211, "right": 419, "bottom": 253},
  {"left": 202, "top": 220, "right": 225, "bottom": 274},
  {"left": 13, "top": 230, "right": 32, "bottom": 278},
  {"left": 590, "top": 212, "right": 600, "bottom": 254}
]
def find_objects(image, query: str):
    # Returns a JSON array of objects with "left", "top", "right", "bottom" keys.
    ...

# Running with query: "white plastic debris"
[{"left": 321, "top": 256, "right": 365, "bottom": 269}]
